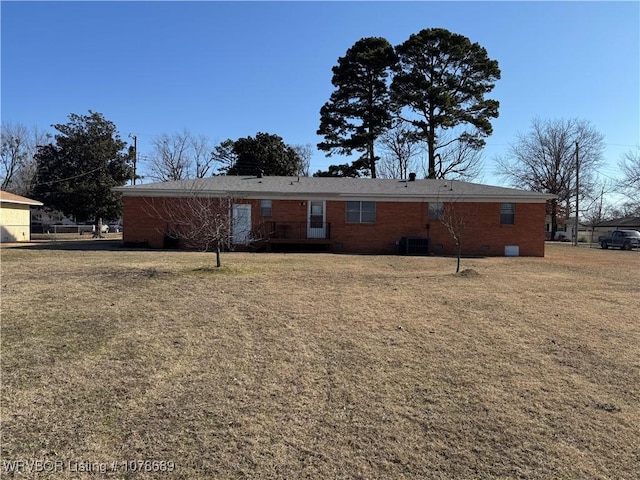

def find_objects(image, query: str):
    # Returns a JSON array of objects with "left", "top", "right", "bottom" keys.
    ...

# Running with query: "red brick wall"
[
  {"left": 123, "top": 196, "right": 546, "bottom": 256},
  {"left": 122, "top": 196, "right": 164, "bottom": 248},
  {"left": 424, "top": 202, "right": 546, "bottom": 257},
  {"left": 326, "top": 201, "right": 429, "bottom": 253},
  {"left": 325, "top": 201, "right": 545, "bottom": 256},
  {"left": 267, "top": 199, "right": 307, "bottom": 223},
  {"left": 122, "top": 196, "right": 262, "bottom": 249}
]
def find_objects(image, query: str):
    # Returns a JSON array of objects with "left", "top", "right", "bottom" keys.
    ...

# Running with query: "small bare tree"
[
  {"left": 439, "top": 202, "right": 471, "bottom": 273},
  {"left": 143, "top": 184, "right": 254, "bottom": 268}
]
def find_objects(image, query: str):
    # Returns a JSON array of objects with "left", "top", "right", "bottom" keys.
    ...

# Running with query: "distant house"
[
  {"left": 545, "top": 214, "right": 572, "bottom": 240},
  {"left": 595, "top": 216, "right": 640, "bottom": 230},
  {"left": 0, "top": 191, "right": 44, "bottom": 242},
  {"left": 113, "top": 176, "right": 553, "bottom": 257},
  {"left": 591, "top": 216, "right": 640, "bottom": 240},
  {"left": 557, "top": 217, "right": 592, "bottom": 242}
]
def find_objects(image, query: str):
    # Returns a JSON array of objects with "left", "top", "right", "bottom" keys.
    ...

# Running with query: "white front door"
[
  {"left": 232, "top": 204, "right": 252, "bottom": 245},
  {"left": 307, "top": 201, "right": 326, "bottom": 239}
]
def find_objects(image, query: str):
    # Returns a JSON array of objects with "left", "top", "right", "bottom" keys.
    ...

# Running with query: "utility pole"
[
  {"left": 129, "top": 134, "right": 137, "bottom": 185},
  {"left": 574, "top": 141, "right": 579, "bottom": 246},
  {"left": 594, "top": 185, "right": 604, "bottom": 244}
]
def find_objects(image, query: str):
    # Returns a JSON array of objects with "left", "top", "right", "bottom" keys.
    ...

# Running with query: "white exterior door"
[
  {"left": 232, "top": 204, "right": 252, "bottom": 245},
  {"left": 307, "top": 201, "right": 326, "bottom": 239}
]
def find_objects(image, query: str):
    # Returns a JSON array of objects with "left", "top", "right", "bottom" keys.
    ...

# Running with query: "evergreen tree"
[
  {"left": 313, "top": 163, "right": 362, "bottom": 178},
  {"left": 317, "top": 37, "right": 397, "bottom": 178},
  {"left": 392, "top": 28, "right": 500, "bottom": 178},
  {"left": 227, "top": 132, "right": 301, "bottom": 176},
  {"left": 33, "top": 111, "right": 131, "bottom": 229}
]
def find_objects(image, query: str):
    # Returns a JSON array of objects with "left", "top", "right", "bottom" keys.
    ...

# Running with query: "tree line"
[
  {"left": 1, "top": 27, "right": 638, "bottom": 230},
  {"left": 146, "top": 131, "right": 312, "bottom": 182},
  {"left": 0, "top": 113, "right": 314, "bottom": 228},
  {"left": 316, "top": 30, "right": 500, "bottom": 181}
]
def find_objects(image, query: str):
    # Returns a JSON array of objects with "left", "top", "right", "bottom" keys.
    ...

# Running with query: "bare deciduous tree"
[
  {"left": 148, "top": 132, "right": 190, "bottom": 181},
  {"left": 496, "top": 118, "right": 604, "bottom": 241},
  {"left": 191, "top": 133, "right": 216, "bottom": 178},
  {"left": 581, "top": 182, "right": 615, "bottom": 243},
  {"left": 292, "top": 144, "right": 313, "bottom": 176},
  {"left": 618, "top": 150, "right": 640, "bottom": 214},
  {"left": 619, "top": 150, "right": 640, "bottom": 188},
  {"left": 1, "top": 123, "right": 28, "bottom": 190},
  {"left": 376, "top": 122, "right": 423, "bottom": 179},
  {"left": 431, "top": 130, "right": 483, "bottom": 181},
  {"left": 439, "top": 201, "right": 472, "bottom": 273},
  {"left": 1, "top": 122, "right": 51, "bottom": 194},
  {"left": 143, "top": 183, "right": 255, "bottom": 268},
  {"left": 148, "top": 130, "right": 214, "bottom": 181}
]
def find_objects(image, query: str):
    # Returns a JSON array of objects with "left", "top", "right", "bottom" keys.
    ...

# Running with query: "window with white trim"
[
  {"left": 260, "top": 199, "right": 272, "bottom": 217},
  {"left": 346, "top": 201, "right": 375, "bottom": 223},
  {"left": 500, "top": 203, "right": 515, "bottom": 225}
]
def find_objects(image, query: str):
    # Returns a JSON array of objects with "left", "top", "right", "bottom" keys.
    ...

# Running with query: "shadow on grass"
[
  {"left": 189, "top": 265, "right": 256, "bottom": 275},
  {"left": 3, "top": 239, "right": 137, "bottom": 252}
]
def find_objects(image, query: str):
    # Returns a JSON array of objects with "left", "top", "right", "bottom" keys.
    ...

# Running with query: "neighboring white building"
[
  {"left": 591, "top": 216, "right": 640, "bottom": 239},
  {"left": 0, "top": 191, "right": 43, "bottom": 242}
]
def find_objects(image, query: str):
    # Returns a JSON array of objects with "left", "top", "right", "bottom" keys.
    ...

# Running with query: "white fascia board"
[
  {"left": 116, "top": 188, "right": 244, "bottom": 198},
  {"left": 116, "top": 188, "right": 552, "bottom": 203},
  {"left": 0, "top": 199, "right": 44, "bottom": 206},
  {"left": 117, "top": 189, "right": 341, "bottom": 201},
  {"left": 336, "top": 194, "right": 551, "bottom": 203}
]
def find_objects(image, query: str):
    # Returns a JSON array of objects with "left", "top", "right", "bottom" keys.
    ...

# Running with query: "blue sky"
[{"left": 2, "top": 1, "right": 639, "bottom": 187}]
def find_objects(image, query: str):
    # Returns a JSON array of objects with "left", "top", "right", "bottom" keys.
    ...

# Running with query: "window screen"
[
  {"left": 260, "top": 199, "right": 272, "bottom": 217},
  {"left": 346, "top": 201, "right": 376, "bottom": 223},
  {"left": 500, "top": 203, "right": 515, "bottom": 225}
]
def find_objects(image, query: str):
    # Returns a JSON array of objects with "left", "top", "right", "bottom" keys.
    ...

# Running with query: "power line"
[
  {"left": 604, "top": 143, "right": 640, "bottom": 148},
  {"left": 32, "top": 166, "right": 103, "bottom": 187},
  {"left": 593, "top": 168, "right": 622, "bottom": 183}
]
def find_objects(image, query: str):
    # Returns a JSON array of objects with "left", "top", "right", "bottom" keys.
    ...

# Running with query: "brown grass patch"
[{"left": 1, "top": 243, "right": 638, "bottom": 478}]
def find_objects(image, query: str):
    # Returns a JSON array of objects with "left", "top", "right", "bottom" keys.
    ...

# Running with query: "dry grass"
[{"left": 1, "top": 242, "right": 638, "bottom": 479}]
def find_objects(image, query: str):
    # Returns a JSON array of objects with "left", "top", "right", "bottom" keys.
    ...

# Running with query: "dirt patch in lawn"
[{"left": 454, "top": 268, "right": 480, "bottom": 277}]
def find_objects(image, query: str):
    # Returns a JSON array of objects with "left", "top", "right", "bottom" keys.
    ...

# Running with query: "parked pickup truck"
[{"left": 599, "top": 230, "right": 640, "bottom": 250}]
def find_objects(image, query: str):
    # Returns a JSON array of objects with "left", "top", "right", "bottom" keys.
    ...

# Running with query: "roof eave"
[
  {"left": 113, "top": 187, "right": 552, "bottom": 203},
  {"left": 0, "top": 199, "right": 44, "bottom": 206}
]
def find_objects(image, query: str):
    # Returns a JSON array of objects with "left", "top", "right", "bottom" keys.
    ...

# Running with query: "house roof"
[
  {"left": 113, "top": 176, "right": 553, "bottom": 203},
  {"left": 595, "top": 216, "right": 640, "bottom": 228},
  {"left": 0, "top": 190, "right": 44, "bottom": 206}
]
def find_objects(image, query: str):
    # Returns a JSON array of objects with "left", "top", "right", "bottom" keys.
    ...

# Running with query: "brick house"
[{"left": 114, "top": 176, "right": 553, "bottom": 256}]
